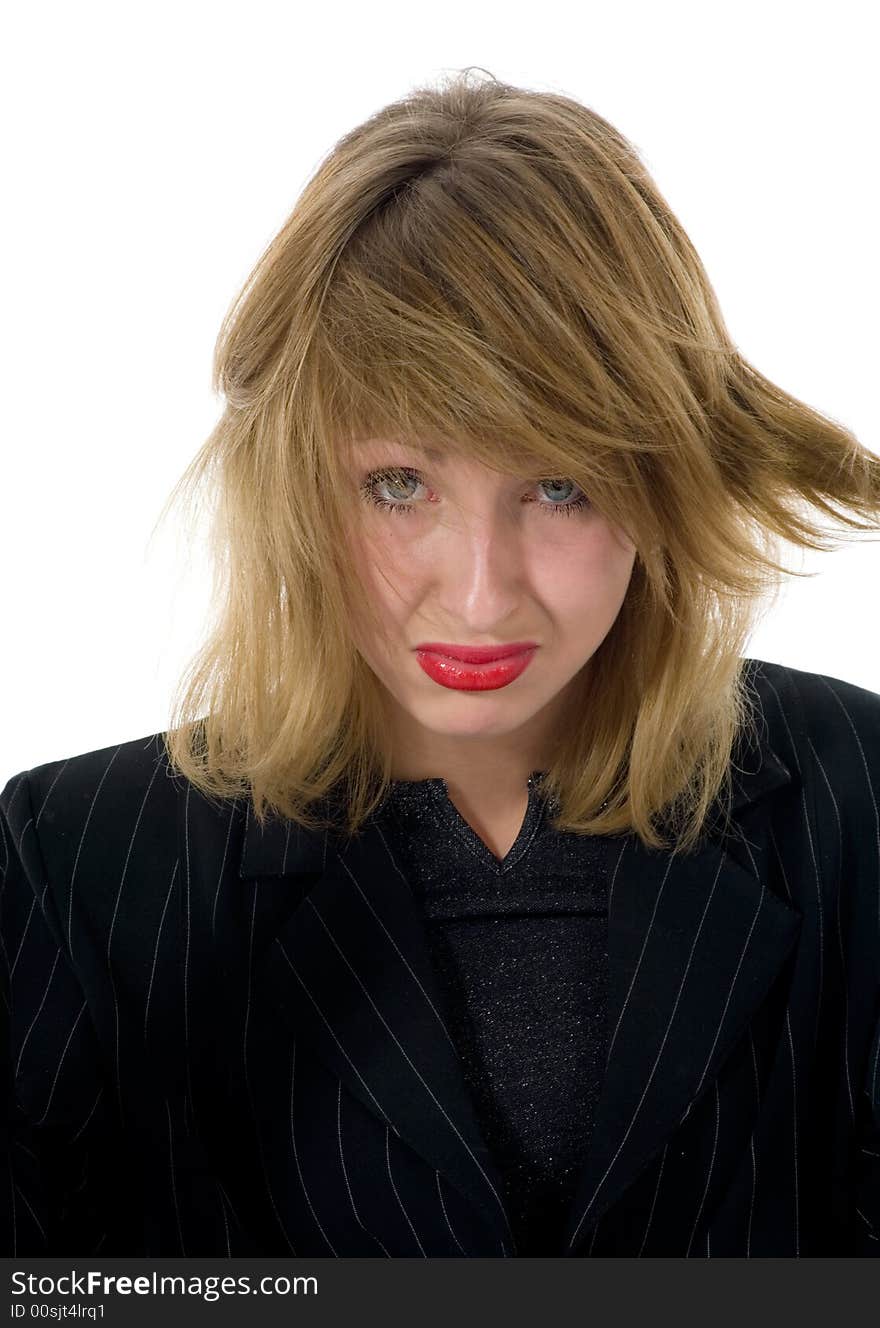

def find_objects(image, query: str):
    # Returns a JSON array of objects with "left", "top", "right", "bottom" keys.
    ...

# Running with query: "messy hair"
[{"left": 156, "top": 67, "right": 880, "bottom": 855}]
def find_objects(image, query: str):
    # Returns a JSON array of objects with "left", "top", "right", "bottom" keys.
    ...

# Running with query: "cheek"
[
  {"left": 347, "top": 538, "right": 422, "bottom": 638},
  {"left": 540, "top": 526, "right": 635, "bottom": 595},
  {"left": 355, "top": 523, "right": 414, "bottom": 573},
  {"left": 357, "top": 528, "right": 432, "bottom": 596},
  {"left": 611, "top": 521, "right": 638, "bottom": 559}
]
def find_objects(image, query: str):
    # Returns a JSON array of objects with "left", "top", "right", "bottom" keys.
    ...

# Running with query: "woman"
[{"left": 2, "top": 69, "right": 879, "bottom": 1257}]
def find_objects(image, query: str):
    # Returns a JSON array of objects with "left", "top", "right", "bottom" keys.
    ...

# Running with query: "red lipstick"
[
  {"left": 414, "top": 641, "right": 537, "bottom": 663},
  {"left": 413, "top": 643, "right": 538, "bottom": 691}
]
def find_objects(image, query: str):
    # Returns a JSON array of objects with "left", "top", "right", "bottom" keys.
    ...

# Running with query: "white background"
[{"left": 2, "top": 0, "right": 878, "bottom": 776}]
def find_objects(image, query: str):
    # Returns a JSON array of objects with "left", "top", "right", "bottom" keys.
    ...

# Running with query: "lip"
[
  {"left": 414, "top": 646, "right": 537, "bottom": 691},
  {"left": 413, "top": 641, "right": 538, "bottom": 664}
]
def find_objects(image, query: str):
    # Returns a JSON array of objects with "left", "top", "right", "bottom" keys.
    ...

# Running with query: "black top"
[{"left": 376, "top": 771, "right": 612, "bottom": 1255}]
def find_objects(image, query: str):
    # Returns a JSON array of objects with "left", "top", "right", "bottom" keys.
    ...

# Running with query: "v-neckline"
[{"left": 386, "top": 770, "right": 550, "bottom": 873}]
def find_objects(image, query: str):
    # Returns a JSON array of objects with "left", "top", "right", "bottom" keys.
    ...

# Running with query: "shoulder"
[
  {"left": 747, "top": 655, "right": 880, "bottom": 783},
  {"left": 1, "top": 730, "right": 178, "bottom": 833},
  {"left": 745, "top": 658, "right": 880, "bottom": 886},
  {"left": 0, "top": 731, "right": 181, "bottom": 897}
]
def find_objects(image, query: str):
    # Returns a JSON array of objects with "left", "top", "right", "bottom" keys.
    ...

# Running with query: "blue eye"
[{"left": 359, "top": 467, "right": 591, "bottom": 518}]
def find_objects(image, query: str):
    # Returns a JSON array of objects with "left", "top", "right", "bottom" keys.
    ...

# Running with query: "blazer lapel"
[
  {"left": 560, "top": 744, "right": 802, "bottom": 1253},
  {"left": 238, "top": 691, "right": 802, "bottom": 1257},
  {"left": 240, "top": 803, "right": 517, "bottom": 1253}
]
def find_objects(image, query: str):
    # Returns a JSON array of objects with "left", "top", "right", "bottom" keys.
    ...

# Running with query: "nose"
[{"left": 432, "top": 499, "right": 529, "bottom": 624}]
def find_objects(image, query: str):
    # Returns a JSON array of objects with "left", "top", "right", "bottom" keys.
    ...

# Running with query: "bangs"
[{"left": 306, "top": 146, "right": 675, "bottom": 511}]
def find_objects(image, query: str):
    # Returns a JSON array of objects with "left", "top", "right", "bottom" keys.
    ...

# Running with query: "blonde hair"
[{"left": 156, "top": 67, "right": 880, "bottom": 855}]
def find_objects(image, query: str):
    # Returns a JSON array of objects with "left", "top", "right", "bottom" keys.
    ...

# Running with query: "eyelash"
[{"left": 358, "top": 467, "right": 592, "bottom": 519}]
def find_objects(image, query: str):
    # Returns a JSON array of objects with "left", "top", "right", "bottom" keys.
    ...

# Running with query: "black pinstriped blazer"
[{"left": 2, "top": 656, "right": 879, "bottom": 1257}]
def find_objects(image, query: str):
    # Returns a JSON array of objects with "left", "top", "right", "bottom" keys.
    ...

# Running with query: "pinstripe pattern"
[{"left": 1, "top": 657, "right": 879, "bottom": 1255}]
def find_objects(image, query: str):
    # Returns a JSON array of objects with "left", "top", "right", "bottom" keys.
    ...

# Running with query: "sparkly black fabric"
[{"left": 374, "top": 771, "right": 611, "bottom": 1257}]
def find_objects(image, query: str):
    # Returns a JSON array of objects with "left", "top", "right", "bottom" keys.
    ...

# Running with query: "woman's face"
[{"left": 345, "top": 440, "right": 638, "bottom": 777}]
